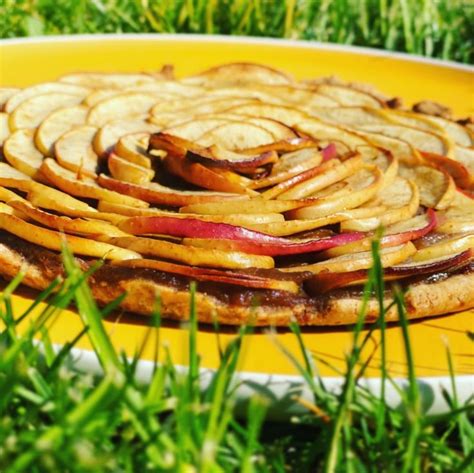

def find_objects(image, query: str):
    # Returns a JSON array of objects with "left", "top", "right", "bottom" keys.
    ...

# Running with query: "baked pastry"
[{"left": 0, "top": 63, "right": 472, "bottom": 325}]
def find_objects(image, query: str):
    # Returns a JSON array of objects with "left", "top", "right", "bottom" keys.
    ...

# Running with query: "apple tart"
[{"left": 0, "top": 63, "right": 472, "bottom": 325}]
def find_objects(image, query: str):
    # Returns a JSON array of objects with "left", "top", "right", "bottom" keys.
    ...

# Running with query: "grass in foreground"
[
  {"left": 0, "top": 242, "right": 473, "bottom": 472},
  {"left": 1, "top": 0, "right": 473, "bottom": 64}
]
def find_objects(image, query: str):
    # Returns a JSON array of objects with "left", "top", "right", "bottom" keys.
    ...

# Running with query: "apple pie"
[{"left": 0, "top": 63, "right": 472, "bottom": 325}]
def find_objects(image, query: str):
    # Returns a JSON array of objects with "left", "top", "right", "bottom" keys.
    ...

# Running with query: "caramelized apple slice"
[
  {"left": 108, "top": 153, "right": 155, "bottom": 185},
  {"left": 98, "top": 174, "right": 247, "bottom": 207},
  {"left": 8, "top": 200, "right": 127, "bottom": 237},
  {"left": 55, "top": 125, "right": 99, "bottom": 177},
  {"left": 306, "top": 249, "right": 473, "bottom": 293},
  {"left": 113, "top": 258, "right": 299, "bottom": 293},
  {"left": 87, "top": 93, "right": 158, "bottom": 127},
  {"left": 5, "top": 82, "right": 89, "bottom": 113},
  {"left": 3, "top": 129, "right": 44, "bottom": 177},
  {"left": 0, "top": 213, "right": 139, "bottom": 260},
  {"left": 59, "top": 72, "right": 158, "bottom": 89},
  {"left": 225, "top": 103, "right": 309, "bottom": 127},
  {"left": 315, "top": 84, "right": 383, "bottom": 108},
  {"left": 0, "top": 113, "right": 10, "bottom": 147},
  {"left": 40, "top": 158, "right": 149, "bottom": 208},
  {"left": 181, "top": 199, "right": 306, "bottom": 215},
  {"left": 283, "top": 242, "right": 416, "bottom": 274},
  {"left": 413, "top": 234, "right": 474, "bottom": 262},
  {"left": 454, "top": 146, "right": 474, "bottom": 179},
  {"left": 341, "top": 177, "right": 420, "bottom": 232},
  {"left": 436, "top": 190, "right": 474, "bottom": 234},
  {"left": 9, "top": 93, "right": 85, "bottom": 131},
  {"left": 35, "top": 105, "right": 89, "bottom": 155},
  {"left": 114, "top": 132, "right": 153, "bottom": 168},
  {"left": 421, "top": 152, "right": 472, "bottom": 189},
  {"left": 277, "top": 154, "right": 362, "bottom": 200},
  {"left": 399, "top": 163, "right": 455, "bottom": 209},
  {"left": 423, "top": 115, "right": 473, "bottom": 147},
  {"left": 104, "top": 236, "right": 274, "bottom": 269}
]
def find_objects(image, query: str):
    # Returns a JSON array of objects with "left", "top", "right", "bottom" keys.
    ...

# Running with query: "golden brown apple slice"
[
  {"left": 399, "top": 163, "right": 455, "bottom": 209},
  {"left": 98, "top": 173, "right": 247, "bottom": 207},
  {"left": 9, "top": 93, "right": 85, "bottom": 131},
  {"left": 289, "top": 165, "right": 384, "bottom": 219},
  {"left": 436, "top": 190, "right": 474, "bottom": 234},
  {"left": 54, "top": 125, "right": 99, "bottom": 177},
  {"left": 277, "top": 154, "right": 363, "bottom": 200},
  {"left": 97, "top": 200, "right": 284, "bottom": 226},
  {"left": 296, "top": 118, "right": 370, "bottom": 150},
  {"left": 358, "top": 147, "right": 399, "bottom": 187},
  {"left": 93, "top": 118, "right": 159, "bottom": 156},
  {"left": 180, "top": 199, "right": 306, "bottom": 215},
  {"left": 253, "top": 84, "right": 340, "bottom": 107},
  {"left": 108, "top": 153, "right": 155, "bottom": 185},
  {"left": 420, "top": 152, "right": 472, "bottom": 189},
  {"left": 113, "top": 258, "right": 299, "bottom": 293},
  {"left": 283, "top": 242, "right": 416, "bottom": 274},
  {"left": 0, "top": 113, "right": 10, "bottom": 147},
  {"left": 87, "top": 93, "right": 158, "bottom": 127},
  {"left": 381, "top": 109, "right": 444, "bottom": 134},
  {"left": 114, "top": 132, "right": 153, "bottom": 168},
  {"left": 0, "top": 213, "right": 140, "bottom": 260},
  {"left": 59, "top": 72, "right": 158, "bottom": 89},
  {"left": 308, "top": 106, "right": 384, "bottom": 127},
  {"left": 40, "top": 158, "right": 149, "bottom": 208},
  {"left": 413, "top": 234, "right": 474, "bottom": 262},
  {"left": 454, "top": 145, "right": 474, "bottom": 179},
  {"left": 340, "top": 177, "right": 420, "bottom": 232},
  {"left": 103, "top": 235, "right": 274, "bottom": 269},
  {"left": 4, "top": 82, "right": 89, "bottom": 113},
  {"left": 3, "top": 129, "right": 44, "bottom": 177},
  {"left": 0, "top": 88, "right": 20, "bottom": 109},
  {"left": 84, "top": 89, "right": 123, "bottom": 107},
  {"left": 423, "top": 115, "right": 473, "bottom": 147},
  {"left": 35, "top": 105, "right": 89, "bottom": 155},
  {"left": 184, "top": 62, "right": 293, "bottom": 86},
  {"left": 8, "top": 200, "right": 127, "bottom": 237},
  {"left": 161, "top": 117, "right": 232, "bottom": 142}
]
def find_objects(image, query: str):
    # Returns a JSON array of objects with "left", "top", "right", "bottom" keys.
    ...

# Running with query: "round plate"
[{"left": 1, "top": 35, "right": 473, "bottom": 386}]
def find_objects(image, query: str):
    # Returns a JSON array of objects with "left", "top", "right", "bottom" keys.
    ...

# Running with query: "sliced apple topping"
[
  {"left": 59, "top": 72, "right": 158, "bottom": 89},
  {"left": 0, "top": 113, "right": 11, "bottom": 147},
  {"left": 3, "top": 129, "right": 44, "bottom": 177},
  {"left": 114, "top": 132, "right": 153, "bottom": 168},
  {"left": 413, "top": 234, "right": 474, "bottom": 262}
]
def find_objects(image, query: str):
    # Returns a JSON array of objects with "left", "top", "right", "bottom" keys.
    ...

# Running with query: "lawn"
[{"left": 0, "top": 1, "right": 473, "bottom": 471}]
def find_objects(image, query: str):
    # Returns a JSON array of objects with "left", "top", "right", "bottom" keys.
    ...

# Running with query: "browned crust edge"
[{"left": 1, "top": 234, "right": 473, "bottom": 326}]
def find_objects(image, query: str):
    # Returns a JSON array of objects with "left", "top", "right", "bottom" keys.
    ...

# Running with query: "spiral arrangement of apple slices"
[{"left": 0, "top": 63, "right": 473, "bottom": 302}]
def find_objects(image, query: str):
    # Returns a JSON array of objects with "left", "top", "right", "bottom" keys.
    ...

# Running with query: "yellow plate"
[{"left": 1, "top": 35, "right": 473, "bottom": 379}]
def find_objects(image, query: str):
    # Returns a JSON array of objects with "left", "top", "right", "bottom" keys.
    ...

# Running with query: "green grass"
[
  {"left": 0, "top": 243, "right": 473, "bottom": 471},
  {"left": 1, "top": 0, "right": 473, "bottom": 63}
]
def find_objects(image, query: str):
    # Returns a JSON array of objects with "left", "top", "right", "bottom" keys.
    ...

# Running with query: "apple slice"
[
  {"left": 306, "top": 249, "right": 473, "bottom": 293},
  {"left": 308, "top": 106, "right": 384, "bottom": 127},
  {"left": 436, "top": 190, "right": 474, "bottom": 234},
  {"left": 0, "top": 213, "right": 140, "bottom": 261},
  {"left": 9, "top": 93, "right": 85, "bottom": 131},
  {"left": 40, "top": 158, "right": 149, "bottom": 208},
  {"left": 322, "top": 210, "right": 437, "bottom": 258},
  {"left": 98, "top": 173, "right": 247, "bottom": 207},
  {"left": 0, "top": 185, "right": 28, "bottom": 205},
  {"left": 119, "top": 215, "right": 363, "bottom": 256},
  {"left": 359, "top": 124, "right": 453, "bottom": 157},
  {"left": 59, "top": 72, "right": 158, "bottom": 89},
  {"left": 54, "top": 125, "right": 99, "bottom": 178},
  {"left": 3, "top": 129, "right": 44, "bottom": 177},
  {"left": 97, "top": 200, "right": 284, "bottom": 225},
  {"left": 381, "top": 109, "right": 444, "bottom": 134},
  {"left": 421, "top": 152, "right": 472, "bottom": 189},
  {"left": 283, "top": 242, "right": 417, "bottom": 274},
  {"left": 289, "top": 166, "right": 384, "bottom": 220},
  {"left": 104, "top": 235, "right": 274, "bottom": 269},
  {"left": 0, "top": 88, "right": 20, "bottom": 109},
  {"left": 340, "top": 177, "right": 420, "bottom": 232},
  {"left": 162, "top": 154, "right": 255, "bottom": 195},
  {"left": 87, "top": 93, "right": 158, "bottom": 127},
  {"left": 412, "top": 234, "right": 474, "bottom": 262},
  {"left": 8, "top": 200, "right": 127, "bottom": 237},
  {"left": 93, "top": 118, "right": 158, "bottom": 156},
  {"left": 296, "top": 118, "right": 369, "bottom": 150},
  {"left": 253, "top": 84, "right": 340, "bottom": 107},
  {"left": 315, "top": 84, "right": 383, "bottom": 108},
  {"left": 423, "top": 115, "right": 473, "bottom": 147},
  {"left": 113, "top": 258, "right": 299, "bottom": 293},
  {"left": 184, "top": 62, "right": 293, "bottom": 86},
  {"left": 180, "top": 199, "right": 306, "bottom": 215},
  {"left": 35, "top": 105, "right": 89, "bottom": 155},
  {"left": 399, "top": 163, "right": 455, "bottom": 209},
  {"left": 114, "top": 132, "right": 153, "bottom": 168},
  {"left": 84, "top": 89, "right": 123, "bottom": 107},
  {"left": 108, "top": 153, "right": 155, "bottom": 185},
  {"left": 0, "top": 113, "right": 10, "bottom": 147},
  {"left": 225, "top": 103, "right": 309, "bottom": 127},
  {"left": 4, "top": 82, "right": 90, "bottom": 113},
  {"left": 454, "top": 145, "right": 474, "bottom": 179},
  {"left": 276, "top": 154, "right": 363, "bottom": 200}
]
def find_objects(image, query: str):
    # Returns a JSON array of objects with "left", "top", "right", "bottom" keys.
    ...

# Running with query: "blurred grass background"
[{"left": 1, "top": 0, "right": 473, "bottom": 64}]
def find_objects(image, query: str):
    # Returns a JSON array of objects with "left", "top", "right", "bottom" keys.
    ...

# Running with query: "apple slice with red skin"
[
  {"left": 119, "top": 215, "right": 363, "bottom": 256},
  {"left": 113, "top": 258, "right": 300, "bottom": 293},
  {"left": 98, "top": 174, "right": 248, "bottom": 207},
  {"left": 322, "top": 209, "right": 437, "bottom": 258},
  {"left": 421, "top": 151, "right": 473, "bottom": 189},
  {"left": 305, "top": 249, "right": 473, "bottom": 293}
]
